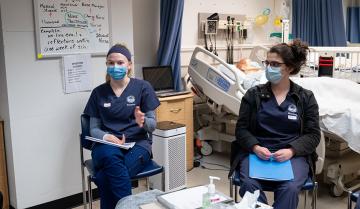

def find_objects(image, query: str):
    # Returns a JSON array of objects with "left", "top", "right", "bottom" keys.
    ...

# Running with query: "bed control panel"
[{"left": 207, "top": 68, "right": 230, "bottom": 92}]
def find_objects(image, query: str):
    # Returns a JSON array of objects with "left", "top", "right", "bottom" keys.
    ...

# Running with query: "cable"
[
  {"left": 213, "top": 34, "right": 218, "bottom": 56},
  {"left": 208, "top": 35, "right": 213, "bottom": 52},
  {"left": 200, "top": 165, "right": 229, "bottom": 171},
  {"left": 200, "top": 160, "right": 230, "bottom": 169}
]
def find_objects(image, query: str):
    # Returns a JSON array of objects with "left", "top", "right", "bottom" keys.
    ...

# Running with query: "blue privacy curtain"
[
  {"left": 292, "top": 0, "right": 347, "bottom": 46},
  {"left": 347, "top": 7, "right": 360, "bottom": 43},
  {"left": 157, "top": 0, "right": 184, "bottom": 91}
]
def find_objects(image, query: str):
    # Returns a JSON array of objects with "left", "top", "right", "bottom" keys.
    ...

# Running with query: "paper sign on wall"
[{"left": 62, "top": 54, "right": 92, "bottom": 94}]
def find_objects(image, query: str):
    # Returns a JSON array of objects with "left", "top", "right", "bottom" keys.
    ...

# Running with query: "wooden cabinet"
[
  {"left": 156, "top": 94, "right": 194, "bottom": 171},
  {"left": 0, "top": 120, "right": 9, "bottom": 209}
]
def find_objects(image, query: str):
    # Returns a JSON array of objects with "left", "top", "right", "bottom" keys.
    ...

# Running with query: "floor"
[{"left": 73, "top": 152, "right": 351, "bottom": 209}]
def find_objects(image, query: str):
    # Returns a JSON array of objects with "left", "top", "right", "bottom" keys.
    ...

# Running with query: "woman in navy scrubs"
[
  {"left": 231, "top": 39, "right": 320, "bottom": 209},
  {"left": 84, "top": 44, "right": 160, "bottom": 209}
]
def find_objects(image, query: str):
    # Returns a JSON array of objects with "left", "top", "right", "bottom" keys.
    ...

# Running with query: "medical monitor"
[{"left": 142, "top": 66, "right": 174, "bottom": 91}]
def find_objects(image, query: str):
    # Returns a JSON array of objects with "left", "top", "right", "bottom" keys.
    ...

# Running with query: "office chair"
[
  {"left": 229, "top": 132, "right": 325, "bottom": 209},
  {"left": 348, "top": 190, "right": 360, "bottom": 209},
  {"left": 80, "top": 114, "right": 164, "bottom": 209}
]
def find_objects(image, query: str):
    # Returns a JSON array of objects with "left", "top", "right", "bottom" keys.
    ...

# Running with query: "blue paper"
[{"left": 249, "top": 154, "right": 294, "bottom": 181}]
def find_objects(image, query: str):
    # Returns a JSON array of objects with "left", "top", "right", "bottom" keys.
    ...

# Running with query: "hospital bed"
[{"left": 187, "top": 46, "right": 360, "bottom": 196}]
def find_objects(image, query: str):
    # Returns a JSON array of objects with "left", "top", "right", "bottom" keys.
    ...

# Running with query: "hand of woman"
[
  {"left": 252, "top": 145, "right": 272, "bottom": 160},
  {"left": 273, "top": 148, "right": 295, "bottom": 162},
  {"left": 104, "top": 134, "right": 126, "bottom": 145},
  {"left": 134, "top": 106, "right": 145, "bottom": 127}
]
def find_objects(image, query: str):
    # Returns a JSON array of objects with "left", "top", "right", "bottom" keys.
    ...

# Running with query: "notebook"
[
  {"left": 85, "top": 136, "right": 135, "bottom": 150},
  {"left": 142, "top": 65, "right": 190, "bottom": 97},
  {"left": 249, "top": 153, "right": 294, "bottom": 181}
]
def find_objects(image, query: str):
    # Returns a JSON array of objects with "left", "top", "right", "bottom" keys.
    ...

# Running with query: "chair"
[
  {"left": 229, "top": 132, "right": 325, "bottom": 209},
  {"left": 80, "top": 114, "right": 164, "bottom": 209},
  {"left": 229, "top": 170, "right": 318, "bottom": 209},
  {"left": 348, "top": 190, "right": 360, "bottom": 209}
]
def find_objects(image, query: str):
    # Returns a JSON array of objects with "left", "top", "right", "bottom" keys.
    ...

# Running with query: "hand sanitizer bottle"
[{"left": 202, "top": 176, "right": 220, "bottom": 209}]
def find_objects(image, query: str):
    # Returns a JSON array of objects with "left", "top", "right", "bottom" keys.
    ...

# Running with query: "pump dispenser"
[
  {"left": 208, "top": 176, "right": 220, "bottom": 194},
  {"left": 202, "top": 176, "right": 221, "bottom": 208}
]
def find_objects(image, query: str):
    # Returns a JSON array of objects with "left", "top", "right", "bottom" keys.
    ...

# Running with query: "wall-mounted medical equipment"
[
  {"left": 203, "top": 13, "right": 220, "bottom": 56},
  {"left": 198, "top": 13, "right": 246, "bottom": 61}
]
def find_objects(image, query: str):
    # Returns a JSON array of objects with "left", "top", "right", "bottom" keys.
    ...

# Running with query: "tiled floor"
[{"left": 73, "top": 152, "right": 351, "bottom": 209}]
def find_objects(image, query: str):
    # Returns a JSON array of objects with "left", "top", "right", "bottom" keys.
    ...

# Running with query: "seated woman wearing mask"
[
  {"left": 232, "top": 39, "right": 320, "bottom": 209},
  {"left": 84, "top": 44, "right": 160, "bottom": 209}
]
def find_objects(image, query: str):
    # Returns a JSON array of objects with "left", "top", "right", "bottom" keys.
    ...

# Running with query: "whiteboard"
[{"left": 33, "top": 0, "right": 111, "bottom": 59}]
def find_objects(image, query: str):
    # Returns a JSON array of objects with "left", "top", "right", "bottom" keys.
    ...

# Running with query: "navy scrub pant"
[
  {"left": 92, "top": 144, "right": 151, "bottom": 209},
  {"left": 355, "top": 195, "right": 360, "bottom": 209},
  {"left": 238, "top": 155, "right": 309, "bottom": 209}
]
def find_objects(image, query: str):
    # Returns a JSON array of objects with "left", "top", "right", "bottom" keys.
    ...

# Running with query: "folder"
[{"left": 249, "top": 154, "right": 294, "bottom": 181}]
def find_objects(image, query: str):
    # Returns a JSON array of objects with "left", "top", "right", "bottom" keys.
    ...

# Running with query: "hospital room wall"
[
  {"left": 180, "top": 0, "right": 285, "bottom": 77},
  {"left": 132, "top": 0, "right": 160, "bottom": 78},
  {"left": 0, "top": 0, "right": 158, "bottom": 208},
  {"left": 0, "top": 6, "right": 15, "bottom": 206}
]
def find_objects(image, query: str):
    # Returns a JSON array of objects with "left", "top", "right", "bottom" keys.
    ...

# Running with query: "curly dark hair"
[{"left": 269, "top": 39, "right": 309, "bottom": 75}]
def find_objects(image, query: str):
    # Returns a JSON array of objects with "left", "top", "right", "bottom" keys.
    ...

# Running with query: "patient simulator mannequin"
[
  {"left": 236, "top": 58, "right": 262, "bottom": 74},
  {"left": 235, "top": 58, "right": 265, "bottom": 90},
  {"left": 231, "top": 39, "right": 320, "bottom": 209}
]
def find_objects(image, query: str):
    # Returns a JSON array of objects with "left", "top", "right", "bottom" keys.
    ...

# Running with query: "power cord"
[
  {"left": 198, "top": 159, "right": 230, "bottom": 171},
  {"left": 199, "top": 160, "right": 230, "bottom": 169},
  {"left": 200, "top": 165, "right": 229, "bottom": 171}
]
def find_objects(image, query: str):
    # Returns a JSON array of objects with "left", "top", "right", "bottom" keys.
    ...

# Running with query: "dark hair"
[{"left": 269, "top": 39, "right": 309, "bottom": 75}]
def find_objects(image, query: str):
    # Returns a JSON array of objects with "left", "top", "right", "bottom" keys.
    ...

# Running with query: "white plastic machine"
[{"left": 149, "top": 121, "right": 187, "bottom": 192}]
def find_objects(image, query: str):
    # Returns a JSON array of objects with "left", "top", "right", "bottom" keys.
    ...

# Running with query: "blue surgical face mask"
[
  {"left": 107, "top": 65, "right": 127, "bottom": 80},
  {"left": 265, "top": 66, "right": 283, "bottom": 84}
]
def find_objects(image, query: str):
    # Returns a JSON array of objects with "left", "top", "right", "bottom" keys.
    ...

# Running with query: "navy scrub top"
[
  {"left": 255, "top": 94, "right": 300, "bottom": 151},
  {"left": 84, "top": 78, "right": 160, "bottom": 152}
]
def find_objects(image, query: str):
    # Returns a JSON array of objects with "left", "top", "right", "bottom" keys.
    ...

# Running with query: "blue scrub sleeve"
[
  {"left": 91, "top": 111, "right": 155, "bottom": 139},
  {"left": 90, "top": 117, "right": 107, "bottom": 140},
  {"left": 84, "top": 90, "right": 100, "bottom": 118},
  {"left": 143, "top": 111, "right": 156, "bottom": 133},
  {"left": 141, "top": 82, "right": 160, "bottom": 113}
]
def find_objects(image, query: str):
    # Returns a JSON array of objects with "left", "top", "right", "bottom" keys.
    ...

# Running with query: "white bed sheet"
[{"left": 292, "top": 77, "right": 360, "bottom": 153}]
